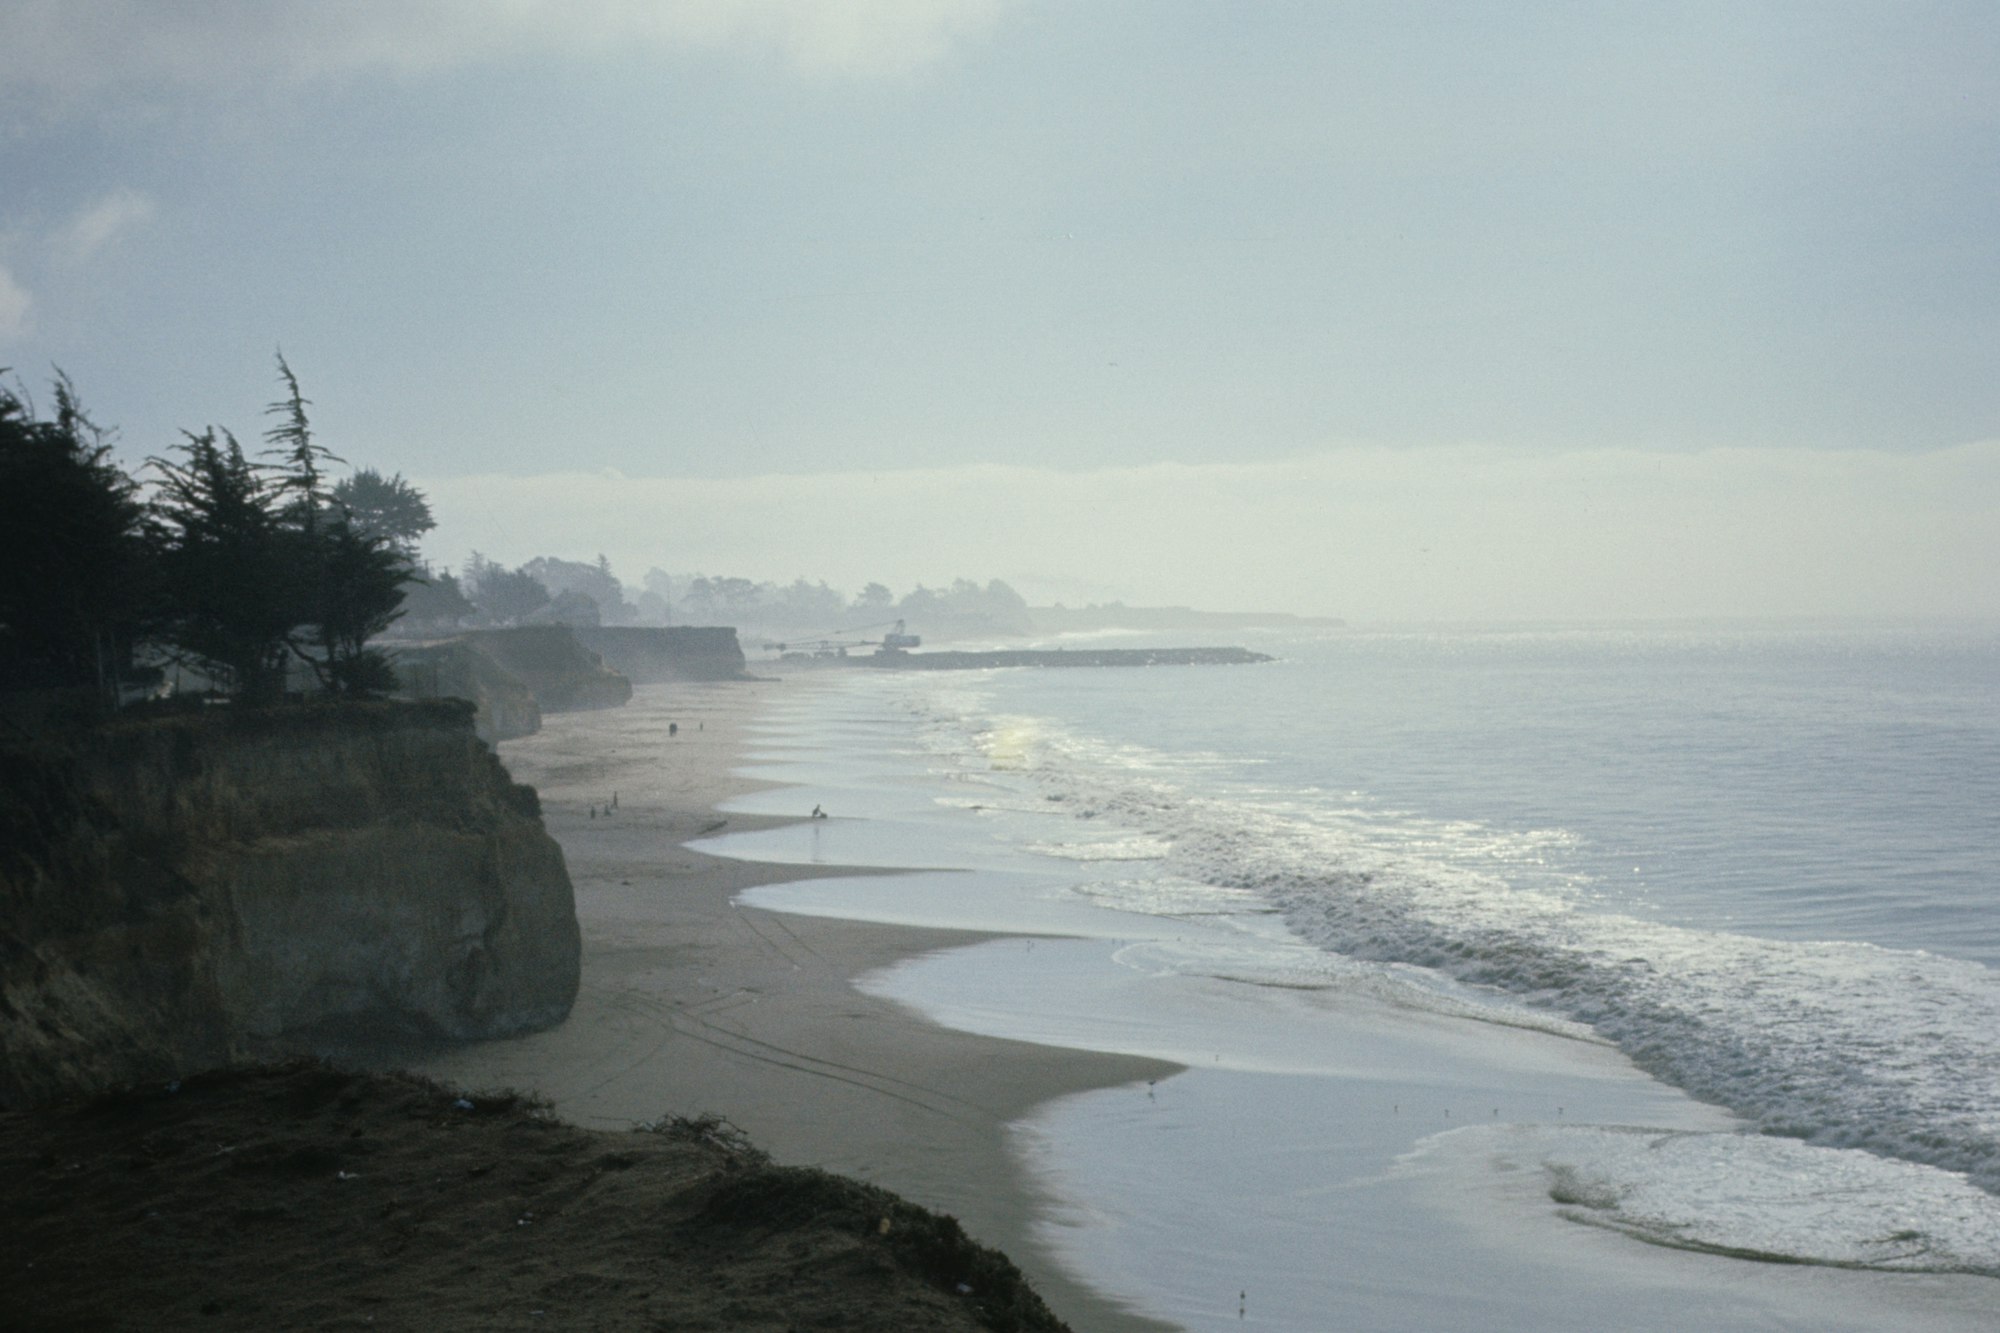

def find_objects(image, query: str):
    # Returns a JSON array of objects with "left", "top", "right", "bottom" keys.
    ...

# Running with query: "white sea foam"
[
  {"left": 1068, "top": 875, "right": 1270, "bottom": 918},
  {"left": 1411, "top": 1123, "right": 2000, "bottom": 1276},
  {"left": 1024, "top": 834, "right": 1174, "bottom": 862},
  {"left": 898, "top": 673, "right": 2000, "bottom": 1196}
]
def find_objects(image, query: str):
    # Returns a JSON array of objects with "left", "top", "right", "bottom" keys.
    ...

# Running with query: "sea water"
[{"left": 697, "top": 622, "right": 2000, "bottom": 1330}]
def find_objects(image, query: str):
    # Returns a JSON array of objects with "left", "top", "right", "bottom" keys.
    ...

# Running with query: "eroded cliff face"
[
  {"left": 389, "top": 638, "right": 543, "bottom": 744},
  {"left": 461, "top": 627, "right": 633, "bottom": 713},
  {"left": 572, "top": 627, "right": 749, "bottom": 683},
  {"left": 0, "top": 702, "right": 579, "bottom": 1105}
]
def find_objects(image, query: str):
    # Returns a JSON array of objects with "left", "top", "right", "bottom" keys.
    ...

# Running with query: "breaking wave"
[{"left": 903, "top": 685, "right": 2000, "bottom": 1202}]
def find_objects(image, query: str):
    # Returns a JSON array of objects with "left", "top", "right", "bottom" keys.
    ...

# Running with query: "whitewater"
[{"left": 705, "top": 621, "right": 2000, "bottom": 1330}]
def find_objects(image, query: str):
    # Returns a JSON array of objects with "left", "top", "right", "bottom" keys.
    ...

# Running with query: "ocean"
[{"left": 698, "top": 622, "right": 2000, "bottom": 1331}]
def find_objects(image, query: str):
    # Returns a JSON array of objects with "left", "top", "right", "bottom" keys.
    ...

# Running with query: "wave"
[
  {"left": 1410, "top": 1123, "right": 2000, "bottom": 1278},
  {"left": 901, "top": 683, "right": 2000, "bottom": 1202}
]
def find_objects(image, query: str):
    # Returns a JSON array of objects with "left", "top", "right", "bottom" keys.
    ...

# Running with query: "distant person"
[{"left": 669, "top": 722, "right": 679, "bottom": 737}]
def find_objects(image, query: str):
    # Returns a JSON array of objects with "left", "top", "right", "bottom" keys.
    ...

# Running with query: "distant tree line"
[
  {"left": 3, "top": 358, "right": 1043, "bottom": 714},
  {"left": 648, "top": 573, "right": 1031, "bottom": 639},
  {"left": 396, "top": 556, "right": 1032, "bottom": 642},
  {"left": 0, "top": 358, "right": 426, "bottom": 708}
]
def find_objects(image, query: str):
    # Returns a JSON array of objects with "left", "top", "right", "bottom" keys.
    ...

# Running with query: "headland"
[{"left": 1, "top": 677, "right": 1177, "bottom": 1331}]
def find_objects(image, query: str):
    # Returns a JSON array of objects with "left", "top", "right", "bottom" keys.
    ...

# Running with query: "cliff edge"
[{"left": 0, "top": 701, "right": 580, "bottom": 1106}]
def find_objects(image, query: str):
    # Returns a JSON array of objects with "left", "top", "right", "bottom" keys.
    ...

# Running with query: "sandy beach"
[{"left": 397, "top": 677, "right": 1181, "bottom": 1333}]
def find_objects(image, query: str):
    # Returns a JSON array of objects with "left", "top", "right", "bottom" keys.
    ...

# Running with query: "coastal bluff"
[
  {"left": 572, "top": 625, "right": 750, "bottom": 683},
  {"left": 390, "top": 625, "right": 748, "bottom": 744},
  {"left": 0, "top": 701, "right": 580, "bottom": 1106}
]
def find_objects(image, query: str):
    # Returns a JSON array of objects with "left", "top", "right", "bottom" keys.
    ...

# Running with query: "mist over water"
[
  {"left": 958, "top": 625, "right": 2000, "bottom": 1178},
  {"left": 721, "top": 621, "right": 2000, "bottom": 1327}
]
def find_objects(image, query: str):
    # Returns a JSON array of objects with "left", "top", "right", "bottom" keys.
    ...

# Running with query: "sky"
[{"left": 2, "top": 0, "right": 1996, "bottom": 621}]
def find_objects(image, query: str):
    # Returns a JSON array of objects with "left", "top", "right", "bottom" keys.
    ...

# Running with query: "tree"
[
  {"left": 0, "top": 371, "right": 154, "bottom": 700},
  {"left": 522, "top": 554, "right": 634, "bottom": 622},
  {"left": 261, "top": 352, "right": 344, "bottom": 534},
  {"left": 681, "top": 575, "right": 765, "bottom": 622},
  {"left": 309, "top": 519, "right": 413, "bottom": 696},
  {"left": 895, "top": 577, "right": 1031, "bottom": 636},
  {"left": 255, "top": 360, "right": 415, "bottom": 696},
  {"left": 332, "top": 468, "right": 435, "bottom": 556},
  {"left": 3, "top": 359, "right": 418, "bottom": 706},
  {"left": 399, "top": 564, "right": 477, "bottom": 631},
  {"left": 149, "top": 428, "right": 298, "bottom": 703},
  {"left": 464, "top": 553, "right": 551, "bottom": 625},
  {"left": 543, "top": 588, "right": 601, "bottom": 627},
  {"left": 853, "top": 582, "right": 895, "bottom": 613},
  {"left": 637, "top": 569, "right": 679, "bottom": 625},
  {"left": 775, "top": 577, "right": 846, "bottom": 627}
]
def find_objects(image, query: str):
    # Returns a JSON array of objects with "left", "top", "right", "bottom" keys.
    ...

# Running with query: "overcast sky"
[{"left": 3, "top": 1, "right": 1995, "bottom": 620}]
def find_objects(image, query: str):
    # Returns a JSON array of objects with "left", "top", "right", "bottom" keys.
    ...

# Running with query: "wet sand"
[{"left": 400, "top": 678, "right": 1180, "bottom": 1333}]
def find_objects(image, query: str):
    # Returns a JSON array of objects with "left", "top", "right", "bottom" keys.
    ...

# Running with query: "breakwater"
[{"left": 860, "top": 646, "right": 1272, "bottom": 670}]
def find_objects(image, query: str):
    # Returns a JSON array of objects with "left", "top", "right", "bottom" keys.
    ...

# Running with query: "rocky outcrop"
[
  {"left": 0, "top": 701, "right": 579, "bottom": 1106},
  {"left": 571, "top": 626, "right": 749, "bottom": 683}
]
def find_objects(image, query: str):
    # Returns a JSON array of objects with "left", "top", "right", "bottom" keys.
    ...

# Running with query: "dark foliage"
[
  {"left": 522, "top": 554, "right": 634, "bottom": 623},
  {"left": 464, "top": 552, "right": 552, "bottom": 625},
  {"left": 147, "top": 360, "right": 418, "bottom": 701},
  {"left": 148, "top": 428, "right": 301, "bottom": 703},
  {"left": 0, "top": 359, "right": 429, "bottom": 709},
  {"left": 398, "top": 564, "right": 477, "bottom": 631},
  {"left": 332, "top": 467, "right": 435, "bottom": 556},
  {"left": 307, "top": 519, "right": 414, "bottom": 697},
  {"left": 260, "top": 352, "right": 343, "bottom": 535},
  {"left": 0, "top": 373, "right": 156, "bottom": 699}
]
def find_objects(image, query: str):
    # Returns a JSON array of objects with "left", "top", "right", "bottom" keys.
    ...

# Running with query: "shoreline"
[{"left": 396, "top": 677, "right": 1183, "bottom": 1333}]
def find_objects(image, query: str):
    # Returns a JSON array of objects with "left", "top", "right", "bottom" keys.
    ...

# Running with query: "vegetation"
[
  {"left": 4, "top": 357, "right": 1046, "bottom": 706},
  {"left": 397, "top": 563, "right": 476, "bottom": 633},
  {"left": 463, "top": 554, "right": 552, "bottom": 625},
  {"left": 421, "top": 560, "right": 1033, "bottom": 639},
  {"left": 148, "top": 427, "right": 303, "bottom": 703},
  {"left": 0, "top": 373, "right": 156, "bottom": 703},
  {"left": 331, "top": 468, "right": 435, "bottom": 556},
  {"left": 1, "top": 358, "right": 417, "bottom": 709}
]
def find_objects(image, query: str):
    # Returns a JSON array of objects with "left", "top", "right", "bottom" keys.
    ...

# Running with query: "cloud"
[
  {"left": 0, "top": 0, "right": 1008, "bottom": 100},
  {"left": 59, "top": 189, "right": 156, "bottom": 265},
  {"left": 0, "top": 263, "right": 30, "bottom": 339},
  {"left": 631, "top": 0, "right": 1009, "bottom": 77},
  {"left": 414, "top": 443, "right": 2000, "bottom": 624}
]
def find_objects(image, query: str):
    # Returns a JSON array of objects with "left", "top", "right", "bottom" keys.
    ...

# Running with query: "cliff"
[
  {"left": 461, "top": 626, "right": 634, "bottom": 712},
  {"left": 0, "top": 701, "right": 580, "bottom": 1106},
  {"left": 572, "top": 626, "right": 749, "bottom": 683},
  {"left": 390, "top": 625, "right": 640, "bottom": 743},
  {"left": 389, "top": 638, "right": 543, "bottom": 744}
]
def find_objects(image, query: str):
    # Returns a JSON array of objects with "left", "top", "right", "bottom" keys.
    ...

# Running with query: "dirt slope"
[{"left": 1, "top": 1063, "right": 1071, "bottom": 1332}]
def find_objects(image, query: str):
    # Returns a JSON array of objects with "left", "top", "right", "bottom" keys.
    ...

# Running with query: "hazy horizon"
[{"left": 4, "top": 2, "right": 1995, "bottom": 622}]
